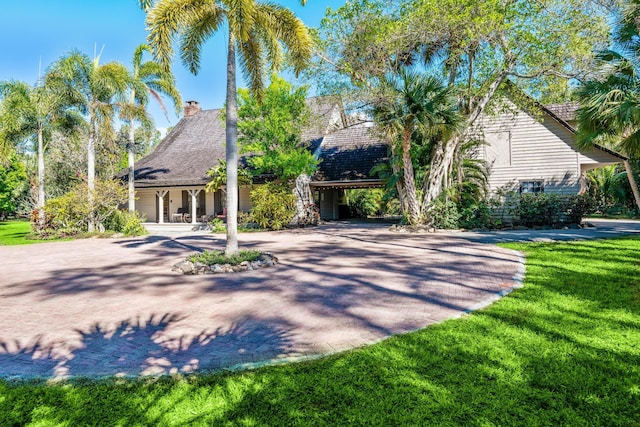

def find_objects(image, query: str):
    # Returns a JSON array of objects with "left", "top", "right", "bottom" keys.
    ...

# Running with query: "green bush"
[
  {"left": 208, "top": 217, "right": 226, "bottom": 233},
  {"left": 511, "top": 193, "right": 590, "bottom": 226},
  {"left": 105, "top": 210, "right": 147, "bottom": 236},
  {"left": 249, "top": 183, "right": 296, "bottom": 230},
  {"left": 35, "top": 179, "right": 127, "bottom": 236},
  {"left": 189, "top": 250, "right": 261, "bottom": 266},
  {"left": 430, "top": 198, "right": 461, "bottom": 229},
  {"left": 346, "top": 189, "right": 384, "bottom": 217},
  {"left": 458, "top": 201, "right": 493, "bottom": 229}
]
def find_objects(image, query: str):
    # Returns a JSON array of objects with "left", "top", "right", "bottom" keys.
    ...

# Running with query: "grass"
[
  {"left": 0, "top": 220, "right": 40, "bottom": 245},
  {"left": 1, "top": 237, "right": 639, "bottom": 425},
  {"left": 0, "top": 220, "right": 72, "bottom": 245}
]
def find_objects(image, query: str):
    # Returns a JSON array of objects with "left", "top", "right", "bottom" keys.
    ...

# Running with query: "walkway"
[{"left": 0, "top": 223, "right": 526, "bottom": 379}]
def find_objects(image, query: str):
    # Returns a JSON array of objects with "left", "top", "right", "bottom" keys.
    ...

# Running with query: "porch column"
[
  {"left": 156, "top": 190, "right": 168, "bottom": 224},
  {"left": 188, "top": 189, "right": 202, "bottom": 224}
]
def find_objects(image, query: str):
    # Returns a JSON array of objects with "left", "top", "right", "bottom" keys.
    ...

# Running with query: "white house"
[
  {"left": 126, "top": 98, "right": 388, "bottom": 223},
  {"left": 476, "top": 100, "right": 624, "bottom": 195},
  {"left": 124, "top": 96, "right": 624, "bottom": 223}
]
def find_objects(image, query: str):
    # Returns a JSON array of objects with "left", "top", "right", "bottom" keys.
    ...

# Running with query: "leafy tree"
[
  {"left": 146, "top": 0, "right": 312, "bottom": 255},
  {"left": 122, "top": 44, "right": 181, "bottom": 212},
  {"left": 586, "top": 165, "right": 631, "bottom": 213},
  {"left": 0, "top": 154, "right": 27, "bottom": 219},
  {"left": 41, "top": 178, "right": 127, "bottom": 236},
  {"left": 576, "top": 0, "right": 640, "bottom": 210},
  {"left": 314, "top": 0, "right": 613, "bottom": 219},
  {"left": 45, "top": 51, "right": 130, "bottom": 232},
  {"left": 372, "top": 69, "right": 460, "bottom": 224},
  {"left": 0, "top": 80, "right": 79, "bottom": 225},
  {"left": 237, "top": 75, "right": 317, "bottom": 183}
]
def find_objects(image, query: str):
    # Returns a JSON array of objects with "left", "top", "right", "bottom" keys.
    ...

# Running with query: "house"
[
  {"left": 475, "top": 100, "right": 625, "bottom": 195},
  {"left": 127, "top": 98, "right": 388, "bottom": 223},
  {"left": 126, "top": 96, "right": 624, "bottom": 224}
]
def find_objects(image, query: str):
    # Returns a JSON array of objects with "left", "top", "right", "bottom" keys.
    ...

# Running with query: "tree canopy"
[
  {"left": 146, "top": 0, "right": 312, "bottom": 255},
  {"left": 237, "top": 75, "right": 317, "bottom": 184}
]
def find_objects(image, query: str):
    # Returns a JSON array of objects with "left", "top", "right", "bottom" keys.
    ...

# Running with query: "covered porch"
[
  {"left": 134, "top": 186, "right": 252, "bottom": 224},
  {"left": 311, "top": 179, "right": 384, "bottom": 220}
]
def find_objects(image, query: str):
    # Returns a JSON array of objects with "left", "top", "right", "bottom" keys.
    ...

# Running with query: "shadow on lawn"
[{"left": 0, "top": 313, "right": 296, "bottom": 379}]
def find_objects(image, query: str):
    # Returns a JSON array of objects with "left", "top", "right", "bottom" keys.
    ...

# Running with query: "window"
[
  {"left": 484, "top": 132, "right": 511, "bottom": 167},
  {"left": 520, "top": 180, "right": 544, "bottom": 194}
]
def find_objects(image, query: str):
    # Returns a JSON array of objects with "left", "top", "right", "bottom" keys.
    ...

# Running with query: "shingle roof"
[
  {"left": 132, "top": 109, "right": 226, "bottom": 188},
  {"left": 544, "top": 102, "right": 579, "bottom": 123},
  {"left": 313, "top": 124, "right": 389, "bottom": 182},
  {"left": 302, "top": 96, "right": 346, "bottom": 142},
  {"left": 128, "top": 97, "right": 389, "bottom": 188}
]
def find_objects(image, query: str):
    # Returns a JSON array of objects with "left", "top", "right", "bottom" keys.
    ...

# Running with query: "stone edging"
[{"left": 172, "top": 252, "right": 278, "bottom": 275}]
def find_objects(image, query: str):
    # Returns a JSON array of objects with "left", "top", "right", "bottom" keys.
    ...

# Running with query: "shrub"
[
  {"left": 105, "top": 210, "right": 147, "bottom": 236},
  {"left": 208, "top": 217, "right": 226, "bottom": 233},
  {"left": 430, "top": 198, "right": 461, "bottom": 229},
  {"left": 189, "top": 249, "right": 261, "bottom": 266},
  {"left": 35, "top": 179, "right": 127, "bottom": 236},
  {"left": 249, "top": 183, "right": 296, "bottom": 230},
  {"left": 346, "top": 189, "right": 384, "bottom": 217},
  {"left": 510, "top": 193, "right": 590, "bottom": 226},
  {"left": 458, "top": 201, "right": 493, "bottom": 229}
]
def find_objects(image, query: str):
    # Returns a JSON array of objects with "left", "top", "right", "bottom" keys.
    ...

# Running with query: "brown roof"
[
  {"left": 544, "top": 102, "right": 579, "bottom": 123},
  {"left": 313, "top": 124, "right": 389, "bottom": 182},
  {"left": 132, "top": 109, "right": 226, "bottom": 188},
  {"left": 128, "top": 97, "right": 389, "bottom": 188}
]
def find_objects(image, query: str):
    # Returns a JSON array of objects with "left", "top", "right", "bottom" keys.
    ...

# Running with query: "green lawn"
[
  {"left": 0, "top": 220, "right": 72, "bottom": 245},
  {"left": 0, "top": 220, "right": 38, "bottom": 245},
  {"left": 1, "top": 237, "right": 639, "bottom": 426}
]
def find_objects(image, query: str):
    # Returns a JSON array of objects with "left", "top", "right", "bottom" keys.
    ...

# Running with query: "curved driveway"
[{"left": 0, "top": 223, "right": 532, "bottom": 379}]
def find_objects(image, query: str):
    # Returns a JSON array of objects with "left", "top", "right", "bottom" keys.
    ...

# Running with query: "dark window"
[{"left": 520, "top": 180, "right": 544, "bottom": 194}]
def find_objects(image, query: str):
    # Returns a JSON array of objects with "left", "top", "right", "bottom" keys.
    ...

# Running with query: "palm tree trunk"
[
  {"left": 87, "top": 117, "right": 96, "bottom": 233},
  {"left": 423, "top": 137, "right": 457, "bottom": 213},
  {"left": 401, "top": 128, "right": 421, "bottom": 224},
  {"left": 225, "top": 30, "right": 239, "bottom": 256},
  {"left": 128, "top": 114, "right": 136, "bottom": 212},
  {"left": 623, "top": 159, "right": 640, "bottom": 211},
  {"left": 422, "top": 71, "right": 509, "bottom": 219},
  {"left": 37, "top": 124, "right": 45, "bottom": 226}
]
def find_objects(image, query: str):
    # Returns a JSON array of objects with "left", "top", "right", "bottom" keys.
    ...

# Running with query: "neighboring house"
[
  {"left": 126, "top": 98, "right": 388, "bottom": 223},
  {"left": 476, "top": 100, "right": 625, "bottom": 195},
  {"left": 125, "top": 95, "right": 624, "bottom": 224}
]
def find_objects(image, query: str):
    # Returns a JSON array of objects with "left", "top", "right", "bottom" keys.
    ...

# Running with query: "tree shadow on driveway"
[{"left": 0, "top": 313, "right": 297, "bottom": 379}]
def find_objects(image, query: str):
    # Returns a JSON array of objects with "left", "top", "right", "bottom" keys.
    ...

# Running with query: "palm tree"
[
  {"left": 122, "top": 44, "right": 182, "bottom": 212},
  {"left": 373, "top": 69, "right": 460, "bottom": 225},
  {"left": 575, "top": 1, "right": 640, "bottom": 210},
  {"left": 146, "top": 0, "right": 312, "bottom": 255},
  {"left": 0, "top": 80, "right": 78, "bottom": 225},
  {"left": 46, "top": 50, "right": 130, "bottom": 232}
]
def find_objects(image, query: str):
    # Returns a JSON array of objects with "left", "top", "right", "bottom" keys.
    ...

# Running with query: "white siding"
[
  {"left": 578, "top": 147, "right": 622, "bottom": 171},
  {"left": 205, "top": 191, "right": 215, "bottom": 216},
  {"left": 136, "top": 189, "right": 157, "bottom": 222},
  {"left": 477, "top": 105, "right": 581, "bottom": 195},
  {"left": 239, "top": 186, "right": 252, "bottom": 212}
]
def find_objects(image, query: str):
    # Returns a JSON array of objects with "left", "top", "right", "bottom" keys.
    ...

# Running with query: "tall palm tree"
[
  {"left": 146, "top": 0, "right": 312, "bottom": 255},
  {"left": 373, "top": 69, "right": 460, "bottom": 225},
  {"left": 576, "top": 0, "right": 640, "bottom": 210},
  {"left": 0, "top": 80, "right": 78, "bottom": 225},
  {"left": 46, "top": 50, "right": 130, "bottom": 232},
  {"left": 123, "top": 44, "right": 182, "bottom": 212}
]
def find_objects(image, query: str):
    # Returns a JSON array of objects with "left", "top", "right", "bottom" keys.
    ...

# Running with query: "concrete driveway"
[{"left": 0, "top": 223, "right": 525, "bottom": 379}]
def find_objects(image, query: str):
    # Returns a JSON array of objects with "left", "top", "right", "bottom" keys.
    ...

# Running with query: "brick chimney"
[{"left": 183, "top": 100, "right": 201, "bottom": 117}]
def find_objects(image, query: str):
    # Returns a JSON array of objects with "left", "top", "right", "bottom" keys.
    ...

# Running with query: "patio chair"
[
  {"left": 176, "top": 207, "right": 189, "bottom": 222},
  {"left": 216, "top": 208, "right": 227, "bottom": 221}
]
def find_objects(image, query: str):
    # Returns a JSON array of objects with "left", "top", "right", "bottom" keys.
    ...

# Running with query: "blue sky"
[{"left": 0, "top": 0, "right": 345, "bottom": 130}]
